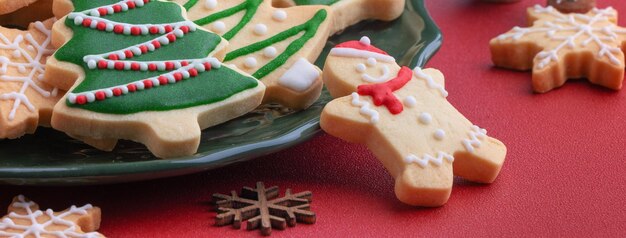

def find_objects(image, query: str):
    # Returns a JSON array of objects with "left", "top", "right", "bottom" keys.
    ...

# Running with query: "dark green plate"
[{"left": 0, "top": 0, "right": 441, "bottom": 185}]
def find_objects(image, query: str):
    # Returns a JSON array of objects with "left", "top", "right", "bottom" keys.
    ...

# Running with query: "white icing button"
[
  {"left": 263, "top": 46, "right": 278, "bottom": 58},
  {"left": 356, "top": 63, "right": 366, "bottom": 73},
  {"left": 211, "top": 21, "right": 226, "bottom": 33},
  {"left": 12, "top": 50, "right": 21, "bottom": 58},
  {"left": 419, "top": 112, "right": 432, "bottom": 125},
  {"left": 272, "top": 10, "right": 287, "bottom": 22},
  {"left": 244, "top": 57, "right": 258, "bottom": 68},
  {"left": 434, "top": 129, "right": 445, "bottom": 140},
  {"left": 360, "top": 36, "right": 371, "bottom": 45},
  {"left": 404, "top": 96, "right": 417, "bottom": 108},
  {"left": 204, "top": 0, "right": 217, "bottom": 10},
  {"left": 17, "top": 65, "right": 26, "bottom": 73},
  {"left": 367, "top": 57, "right": 377, "bottom": 66},
  {"left": 253, "top": 24, "right": 268, "bottom": 36}
]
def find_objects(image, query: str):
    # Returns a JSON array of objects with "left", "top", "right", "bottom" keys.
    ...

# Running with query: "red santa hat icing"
[{"left": 330, "top": 36, "right": 396, "bottom": 63}]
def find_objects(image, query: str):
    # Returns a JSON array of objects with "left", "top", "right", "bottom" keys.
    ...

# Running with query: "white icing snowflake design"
[
  {"left": 0, "top": 195, "right": 103, "bottom": 238},
  {"left": 0, "top": 21, "right": 58, "bottom": 121},
  {"left": 496, "top": 5, "right": 626, "bottom": 69}
]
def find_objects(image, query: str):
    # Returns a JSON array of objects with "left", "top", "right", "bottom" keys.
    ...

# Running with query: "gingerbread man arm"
[{"left": 491, "top": 5, "right": 626, "bottom": 92}]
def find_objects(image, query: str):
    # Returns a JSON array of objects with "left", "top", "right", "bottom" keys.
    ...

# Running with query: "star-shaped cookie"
[{"left": 490, "top": 5, "right": 626, "bottom": 92}]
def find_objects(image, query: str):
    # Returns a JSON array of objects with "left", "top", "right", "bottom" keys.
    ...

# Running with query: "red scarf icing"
[{"left": 357, "top": 66, "right": 412, "bottom": 115}]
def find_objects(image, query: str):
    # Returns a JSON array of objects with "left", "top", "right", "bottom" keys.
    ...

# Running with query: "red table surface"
[{"left": 2, "top": 0, "right": 626, "bottom": 237}]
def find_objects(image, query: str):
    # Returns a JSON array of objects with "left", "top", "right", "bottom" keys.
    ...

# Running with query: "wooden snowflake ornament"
[
  {"left": 0, "top": 195, "right": 104, "bottom": 237},
  {"left": 213, "top": 182, "right": 315, "bottom": 236},
  {"left": 490, "top": 5, "right": 626, "bottom": 93}
]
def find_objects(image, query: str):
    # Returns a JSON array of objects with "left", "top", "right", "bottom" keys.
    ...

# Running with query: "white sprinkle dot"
[
  {"left": 419, "top": 112, "right": 432, "bottom": 125},
  {"left": 204, "top": 0, "right": 217, "bottom": 10},
  {"left": 212, "top": 21, "right": 226, "bottom": 33},
  {"left": 434, "top": 129, "right": 446, "bottom": 140},
  {"left": 253, "top": 24, "right": 268, "bottom": 36},
  {"left": 244, "top": 57, "right": 258, "bottom": 68},
  {"left": 367, "top": 57, "right": 377, "bottom": 66},
  {"left": 404, "top": 96, "right": 416, "bottom": 108},
  {"left": 356, "top": 63, "right": 366, "bottom": 73},
  {"left": 26, "top": 45, "right": 35, "bottom": 51},
  {"left": 263, "top": 47, "right": 277, "bottom": 58},
  {"left": 360, "top": 36, "right": 371, "bottom": 45},
  {"left": 18, "top": 65, "right": 26, "bottom": 73},
  {"left": 272, "top": 10, "right": 287, "bottom": 21}
]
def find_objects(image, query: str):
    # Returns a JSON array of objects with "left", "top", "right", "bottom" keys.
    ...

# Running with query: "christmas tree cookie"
[
  {"left": 0, "top": 19, "right": 62, "bottom": 139},
  {"left": 44, "top": 0, "right": 266, "bottom": 158},
  {"left": 491, "top": 5, "right": 626, "bottom": 93},
  {"left": 272, "top": 0, "right": 405, "bottom": 34},
  {"left": 171, "top": 0, "right": 332, "bottom": 109},
  {"left": 320, "top": 37, "right": 507, "bottom": 206}
]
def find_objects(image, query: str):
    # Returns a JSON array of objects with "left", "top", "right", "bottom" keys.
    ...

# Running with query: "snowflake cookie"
[
  {"left": 213, "top": 182, "right": 315, "bottom": 236},
  {"left": 320, "top": 37, "right": 507, "bottom": 207},
  {"left": 0, "top": 18, "right": 62, "bottom": 139},
  {"left": 272, "top": 0, "right": 406, "bottom": 34},
  {"left": 44, "top": 0, "right": 266, "bottom": 158},
  {"left": 171, "top": 0, "right": 331, "bottom": 109},
  {"left": 491, "top": 5, "right": 626, "bottom": 93},
  {"left": 0, "top": 195, "right": 105, "bottom": 238}
]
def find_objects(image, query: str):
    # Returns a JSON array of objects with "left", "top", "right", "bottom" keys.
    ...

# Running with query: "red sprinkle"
[
  {"left": 82, "top": 18, "right": 92, "bottom": 27},
  {"left": 165, "top": 62, "right": 174, "bottom": 70},
  {"left": 139, "top": 45, "right": 148, "bottom": 53},
  {"left": 166, "top": 34, "right": 176, "bottom": 43},
  {"left": 113, "top": 5, "right": 122, "bottom": 12},
  {"left": 181, "top": 61, "right": 189, "bottom": 66},
  {"left": 203, "top": 62, "right": 212, "bottom": 71},
  {"left": 152, "top": 40, "right": 161, "bottom": 49},
  {"left": 115, "top": 62, "right": 125, "bottom": 70},
  {"left": 131, "top": 63, "right": 140, "bottom": 71},
  {"left": 180, "top": 26, "right": 189, "bottom": 33},
  {"left": 149, "top": 26, "right": 159, "bottom": 34},
  {"left": 76, "top": 95, "right": 87, "bottom": 105},
  {"left": 164, "top": 25, "right": 173, "bottom": 33},
  {"left": 189, "top": 68, "right": 198, "bottom": 77},
  {"left": 124, "top": 50, "right": 133, "bottom": 58},
  {"left": 158, "top": 76, "right": 168, "bottom": 85},
  {"left": 113, "top": 88, "right": 122, "bottom": 96},
  {"left": 95, "top": 91, "right": 106, "bottom": 101},
  {"left": 127, "top": 1, "right": 136, "bottom": 9},
  {"left": 98, "top": 8, "right": 108, "bottom": 16},
  {"left": 128, "top": 84, "right": 137, "bottom": 92},
  {"left": 96, "top": 22, "right": 106, "bottom": 31},
  {"left": 113, "top": 25, "right": 124, "bottom": 34},
  {"left": 143, "top": 80, "right": 153, "bottom": 89},
  {"left": 97, "top": 60, "right": 108, "bottom": 69},
  {"left": 174, "top": 72, "right": 183, "bottom": 81},
  {"left": 148, "top": 64, "right": 157, "bottom": 71},
  {"left": 131, "top": 27, "right": 141, "bottom": 35},
  {"left": 108, "top": 54, "right": 119, "bottom": 60}
]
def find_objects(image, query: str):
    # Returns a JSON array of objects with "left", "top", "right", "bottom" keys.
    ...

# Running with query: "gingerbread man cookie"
[
  {"left": 166, "top": 0, "right": 331, "bottom": 109},
  {"left": 320, "top": 37, "right": 507, "bottom": 206},
  {"left": 272, "top": 0, "right": 405, "bottom": 34},
  {"left": 0, "top": 19, "right": 62, "bottom": 139},
  {"left": 0, "top": 195, "right": 105, "bottom": 237},
  {"left": 44, "top": 0, "right": 266, "bottom": 158},
  {"left": 491, "top": 5, "right": 626, "bottom": 93}
]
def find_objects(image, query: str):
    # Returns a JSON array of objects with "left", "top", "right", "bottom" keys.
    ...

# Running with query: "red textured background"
[{"left": 2, "top": 0, "right": 626, "bottom": 237}]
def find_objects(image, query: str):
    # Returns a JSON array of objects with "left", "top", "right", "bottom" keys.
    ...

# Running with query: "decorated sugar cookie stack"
[
  {"left": 321, "top": 37, "right": 507, "bottom": 206},
  {"left": 44, "top": 0, "right": 266, "bottom": 158}
]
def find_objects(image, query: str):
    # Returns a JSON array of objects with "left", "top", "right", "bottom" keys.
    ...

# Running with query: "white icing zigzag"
[
  {"left": 497, "top": 5, "right": 626, "bottom": 69},
  {"left": 0, "top": 195, "right": 101, "bottom": 238},
  {"left": 462, "top": 125, "right": 487, "bottom": 153},
  {"left": 405, "top": 151, "right": 454, "bottom": 168},
  {"left": 413, "top": 67, "right": 448, "bottom": 97},
  {"left": 350, "top": 92, "right": 379, "bottom": 124},
  {"left": 0, "top": 21, "right": 58, "bottom": 121}
]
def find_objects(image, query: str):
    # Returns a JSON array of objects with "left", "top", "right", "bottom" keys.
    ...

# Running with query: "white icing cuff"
[{"left": 278, "top": 58, "right": 319, "bottom": 92}]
